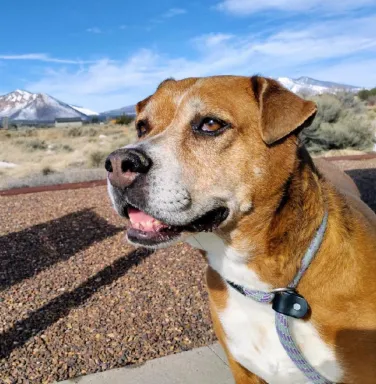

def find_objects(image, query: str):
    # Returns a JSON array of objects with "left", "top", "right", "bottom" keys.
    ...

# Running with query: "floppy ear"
[{"left": 251, "top": 76, "right": 317, "bottom": 145}]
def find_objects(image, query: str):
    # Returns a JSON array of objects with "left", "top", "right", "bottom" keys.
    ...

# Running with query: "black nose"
[{"left": 105, "top": 148, "right": 152, "bottom": 188}]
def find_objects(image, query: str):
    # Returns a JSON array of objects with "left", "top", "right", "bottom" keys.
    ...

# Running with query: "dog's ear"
[{"left": 251, "top": 76, "right": 317, "bottom": 145}]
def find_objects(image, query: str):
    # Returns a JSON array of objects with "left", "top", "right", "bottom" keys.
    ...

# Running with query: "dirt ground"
[{"left": 0, "top": 159, "right": 375, "bottom": 383}]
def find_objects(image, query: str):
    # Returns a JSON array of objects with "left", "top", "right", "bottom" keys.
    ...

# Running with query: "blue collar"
[{"left": 226, "top": 211, "right": 333, "bottom": 384}]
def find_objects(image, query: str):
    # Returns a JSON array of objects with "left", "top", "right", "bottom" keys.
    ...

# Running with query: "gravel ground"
[{"left": 0, "top": 159, "right": 375, "bottom": 383}]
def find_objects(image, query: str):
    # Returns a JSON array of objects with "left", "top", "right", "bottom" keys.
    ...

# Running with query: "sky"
[{"left": 1, "top": 0, "right": 376, "bottom": 112}]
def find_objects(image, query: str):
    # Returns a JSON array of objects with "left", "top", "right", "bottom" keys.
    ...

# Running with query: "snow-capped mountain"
[
  {"left": 70, "top": 105, "right": 99, "bottom": 116},
  {"left": 277, "top": 76, "right": 361, "bottom": 95},
  {"left": 0, "top": 90, "right": 98, "bottom": 121}
]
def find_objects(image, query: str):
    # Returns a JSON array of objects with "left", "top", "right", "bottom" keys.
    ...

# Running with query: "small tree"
[
  {"left": 115, "top": 114, "right": 134, "bottom": 125},
  {"left": 358, "top": 88, "right": 376, "bottom": 102}
]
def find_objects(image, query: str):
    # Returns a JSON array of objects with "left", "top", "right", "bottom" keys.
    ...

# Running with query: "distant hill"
[{"left": 100, "top": 105, "right": 136, "bottom": 118}]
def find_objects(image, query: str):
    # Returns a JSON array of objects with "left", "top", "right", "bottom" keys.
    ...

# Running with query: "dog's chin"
[
  {"left": 124, "top": 205, "right": 229, "bottom": 249},
  {"left": 126, "top": 228, "right": 183, "bottom": 249}
]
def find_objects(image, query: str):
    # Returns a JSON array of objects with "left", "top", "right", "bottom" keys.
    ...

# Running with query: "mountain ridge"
[{"left": 0, "top": 77, "right": 364, "bottom": 122}]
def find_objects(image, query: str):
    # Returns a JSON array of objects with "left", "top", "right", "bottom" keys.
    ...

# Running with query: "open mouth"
[{"left": 126, "top": 205, "right": 229, "bottom": 247}]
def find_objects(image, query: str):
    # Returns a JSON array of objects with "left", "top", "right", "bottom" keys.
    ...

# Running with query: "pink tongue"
[
  {"left": 128, "top": 207, "right": 155, "bottom": 224},
  {"left": 128, "top": 207, "right": 169, "bottom": 232}
]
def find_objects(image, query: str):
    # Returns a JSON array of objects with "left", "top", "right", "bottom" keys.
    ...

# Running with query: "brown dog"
[{"left": 106, "top": 76, "right": 376, "bottom": 384}]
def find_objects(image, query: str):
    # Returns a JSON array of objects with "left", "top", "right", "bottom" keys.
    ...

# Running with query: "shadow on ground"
[
  {"left": 0, "top": 208, "right": 122, "bottom": 291},
  {"left": 346, "top": 168, "right": 376, "bottom": 213},
  {"left": 0, "top": 247, "right": 153, "bottom": 359}
]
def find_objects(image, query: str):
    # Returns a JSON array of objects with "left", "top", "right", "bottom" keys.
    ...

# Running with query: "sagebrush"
[{"left": 299, "top": 92, "right": 375, "bottom": 153}]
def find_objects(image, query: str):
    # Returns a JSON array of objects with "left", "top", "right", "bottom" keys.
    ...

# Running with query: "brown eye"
[
  {"left": 136, "top": 120, "right": 148, "bottom": 138},
  {"left": 193, "top": 117, "right": 230, "bottom": 136},
  {"left": 201, "top": 118, "right": 223, "bottom": 132}
]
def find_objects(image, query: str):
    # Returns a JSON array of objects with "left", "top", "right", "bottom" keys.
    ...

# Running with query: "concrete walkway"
[{"left": 59, "top": 343, "right": 234, "bottom": 384}]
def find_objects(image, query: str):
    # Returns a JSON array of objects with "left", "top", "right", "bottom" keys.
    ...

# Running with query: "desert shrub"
[
  {"left": 336, "top": 92, "right": 365, "bottom": 113},
  {"left": 358, "top": 87, "right": 376, "bottom": 101},
  {"left": 41, "top": 166, "right": 55, "bottom": 176},
  {"left": 115, "top": 114, "right": 134, "bottom": 125},
  {"left": 3, "top": 128, "right": 36, "bottom": 138},
  {"left": 62, "top": 144, "right": 73, "bottom": 152},
  {"left": 83, "top": 127, "right": 99, "bottom": 137},
  {"left": 301, "top": 93, "right": 375, "bottom": 153},
  {"left": 54, "top": 143, "right": 73, "bottom": 152},
  {"left": 89, "top": 150, "right": 107, "bottom": 167},
  {"left": 19, "top": 128, "right": 37, "bottom": 137},
  {"left": 24, "top": 139, "right": 48, "bottom": 151},
  {"left": 367, "top": 95, "right": 376, "bottom": 107},
  {"left": 65, "top": 127, "right": 82, "bottom": 137},
  {"left": 64, "top": 126, "right": 99, "bottom": 137},
  {"left": 315, "top": 94, "right": 342, "bottom": 123}
]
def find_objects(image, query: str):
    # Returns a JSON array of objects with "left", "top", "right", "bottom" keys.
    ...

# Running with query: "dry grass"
[
  {"left": 0, "top": 123, "right": 136, "bottom": 190},
  {"left": 0, "top": 117, "right": 374, "bottom": 191}
]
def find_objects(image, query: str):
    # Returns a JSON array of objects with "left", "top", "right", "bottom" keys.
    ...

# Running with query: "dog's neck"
[{"left": 187, "top": 146, "right": 327, "bottom": 290}]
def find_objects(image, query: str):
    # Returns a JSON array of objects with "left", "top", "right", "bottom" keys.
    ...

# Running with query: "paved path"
[{"left": 58, "top": 343, "right": 234, "bottom": 384}]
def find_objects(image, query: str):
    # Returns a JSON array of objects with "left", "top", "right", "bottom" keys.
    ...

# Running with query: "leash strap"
[{"left": 227, "top": 211, "right": 333, "bottom": 384}]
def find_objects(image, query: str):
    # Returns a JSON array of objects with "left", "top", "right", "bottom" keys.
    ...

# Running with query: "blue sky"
[{"left": 1, "top": 0, "right": 376, "bottom": 112}]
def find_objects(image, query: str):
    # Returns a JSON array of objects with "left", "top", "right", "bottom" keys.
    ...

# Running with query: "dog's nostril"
[
  {"left": 104, "top": 158, "right": 113, "bottom": 173},
  {"left": 121, "top": 159, "right": 132, "bottom": 173}
]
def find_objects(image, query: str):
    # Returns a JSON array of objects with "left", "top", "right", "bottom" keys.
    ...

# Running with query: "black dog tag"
[{"left": 272, "top": 290, "right": 309, "bottom": 319}]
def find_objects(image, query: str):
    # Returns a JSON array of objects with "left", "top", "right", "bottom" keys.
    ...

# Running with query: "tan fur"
[{"left": 134, "top": 76, "right": 376, "bottom": 383}]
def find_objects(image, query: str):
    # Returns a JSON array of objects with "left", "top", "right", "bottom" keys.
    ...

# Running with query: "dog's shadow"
[
  {"left": 0, "top": 208, "right": 122, "bottom": 291},
  {"left": 345, "top": 168, "right": 376, "bottom": 213},
  {"left": 336, "top": 168, "right": 376, "bottom": 383}
]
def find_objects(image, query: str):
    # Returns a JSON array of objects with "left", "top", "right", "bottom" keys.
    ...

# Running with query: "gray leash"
[{"left": 227, "top": 211, "right": 333, "bottom": 384}]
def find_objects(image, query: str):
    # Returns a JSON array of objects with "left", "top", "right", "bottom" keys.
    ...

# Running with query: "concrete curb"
[{"left": 57, "top": 343, "right": 233, "bottom": 384}]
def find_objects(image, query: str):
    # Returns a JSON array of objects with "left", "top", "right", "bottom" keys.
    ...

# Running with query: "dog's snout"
[{"left": 105, "top": 148, "right": 152, "bottom": 189}]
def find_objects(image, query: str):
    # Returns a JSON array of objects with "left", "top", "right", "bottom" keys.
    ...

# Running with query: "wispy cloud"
[
  {"left": 192, "top": 33, "right": 234, "bottom": 49},
  {"left": 25, "top": 15, "right": 376, "bottom": 111},
  {"left": 119, "top": 25, "right": 127, "bottom": 30},
  {"left": 216, "top": 0, "right": 375, "bottom": 15},
  {"left": 86, "top": 27, "right": 102, "bottom": 34},
  {"left": 150, "top": 8, "right": 187, "bottom": 25},
  {"left": 0, "top": 53, "right": 93, "bottom": 64},
  {"left": 162, "top": 8, "right": 186, "bottom": 18}
]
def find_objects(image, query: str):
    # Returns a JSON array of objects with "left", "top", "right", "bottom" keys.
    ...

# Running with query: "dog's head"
[{"left": 106, "top": 76, "right": 317, "bottom": 249}]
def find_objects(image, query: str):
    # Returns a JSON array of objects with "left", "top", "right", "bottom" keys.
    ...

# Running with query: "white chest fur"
[{"left": 186, "top": 233, "right": 343, "bottom": 384}]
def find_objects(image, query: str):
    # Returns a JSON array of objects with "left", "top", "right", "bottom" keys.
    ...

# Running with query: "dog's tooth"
[
  {"left": 153, "top": 222, "right": 161, "bottom": 231},
  {"left": 145, "top": 221, "right": 153, "bottom": 230}
]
